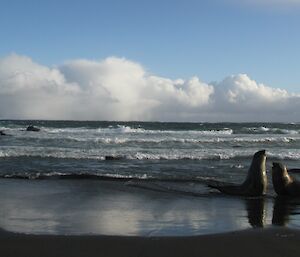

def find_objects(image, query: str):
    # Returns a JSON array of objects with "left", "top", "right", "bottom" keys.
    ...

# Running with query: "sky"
[{"left": 0, "top": 0, "right": 300, "bottom": 122}]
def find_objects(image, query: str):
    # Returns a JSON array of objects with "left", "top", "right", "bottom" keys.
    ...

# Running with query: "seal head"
[{"left": 272, "top": 162, "right": 300, "bottom": 197}]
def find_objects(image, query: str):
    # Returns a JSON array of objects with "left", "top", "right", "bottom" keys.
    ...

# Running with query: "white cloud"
[
  {"left": 211, "top": 74, "right": 300, "bottom": 121},
  {"left": 59, "top": 57, "right": 152, "bottom": 120},
  {"left": 0, "top": 54, "right": 80, "bottom": 119},
  {"left": 215, "top": 74, "right": 288, "bottom": 105},
  {"left": 0, "top": 53, "right": 299, "bottom": 122}
]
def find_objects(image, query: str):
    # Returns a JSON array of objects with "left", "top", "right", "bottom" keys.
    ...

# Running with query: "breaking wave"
[
  {"left": 1, "top": 148, "right": 299, "bottom": 161},
  {"left": 243, "top": 126, "right": 299, "bottom": 135}
]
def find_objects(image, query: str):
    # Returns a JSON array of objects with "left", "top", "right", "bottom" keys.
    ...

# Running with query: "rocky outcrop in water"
[{"left": 26, "top": 125, "right": 40, "bottom": 132}]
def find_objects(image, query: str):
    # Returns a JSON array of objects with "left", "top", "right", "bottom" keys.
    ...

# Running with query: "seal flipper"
[
  {"left": 207, "top": 180, "right": 235, "bottom": 189},
  {"left": 206, "top": 150, "right": 267, "bottom": 197},
  {"left": 207, "top": 181, "right": 244, "bottom": 195}
]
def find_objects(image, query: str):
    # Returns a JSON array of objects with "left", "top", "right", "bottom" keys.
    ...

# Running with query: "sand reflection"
[{"left": 0, "top": 180, "right": 299, "bottom": 235}]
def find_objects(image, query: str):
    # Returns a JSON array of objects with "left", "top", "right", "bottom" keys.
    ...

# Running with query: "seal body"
[
  {"left": 208, "top": 150, "right": 267, "bottom": 196},
  {"left": 272, "top": 162, "right": 300, "bottom": 197}
]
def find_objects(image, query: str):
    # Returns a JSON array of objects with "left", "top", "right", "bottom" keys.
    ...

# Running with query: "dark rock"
[
  {"left": 105, "top": 155, "right": 123, "bottom": 161},
  {"left": 0, "top": 130, "right": 6, "bottom": 136},
  {"left": 26, "top": 125, "right": 40, "bottom": 132}
]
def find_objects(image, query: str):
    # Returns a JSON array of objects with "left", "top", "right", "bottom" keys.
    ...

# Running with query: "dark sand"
[{"left": 1, "top": 227, "right": 299, "bottom": 257}]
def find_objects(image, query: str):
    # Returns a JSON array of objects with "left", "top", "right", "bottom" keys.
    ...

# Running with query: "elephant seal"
[
  {"left": 208, "top": 150, "right": 267, "bottom": 196},
  {"left": 272, "top": 162, "right": 300, "bottom": 197}
]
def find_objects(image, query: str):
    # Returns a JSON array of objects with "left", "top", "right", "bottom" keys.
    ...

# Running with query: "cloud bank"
[{"left": 0, "top": 53, "right": 299, "bottom": 122}]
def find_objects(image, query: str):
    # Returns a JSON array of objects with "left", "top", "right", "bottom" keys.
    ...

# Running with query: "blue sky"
[
  {"left": 0, "top": 0, "right": 300, "bottom": 121},
  {"left": 1, "top": 0, "right": 300, "bottom": 92}
]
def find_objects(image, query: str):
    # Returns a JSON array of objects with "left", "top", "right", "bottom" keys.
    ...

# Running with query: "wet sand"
[
  {"left": 1, "top": 180, "right": 300, "bottom": 257},
  {"left": 1, "top": 227, "right": 299, "bottom": 257}
]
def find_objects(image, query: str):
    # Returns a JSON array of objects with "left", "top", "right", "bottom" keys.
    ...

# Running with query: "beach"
[
  {"left": 0, "top": 178, "right": 300, "bottom": 257},
  {"left": 2, "top": 0, "right": 300, "bottom": 254},
  {"left": 1, "top": 227, "right": 300, "bottom": 257},
  {"left": 1, "top": 121, "right": 300, "bottom": 256}
]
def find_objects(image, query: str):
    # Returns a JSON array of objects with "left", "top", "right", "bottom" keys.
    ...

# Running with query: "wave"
[
  {"left": 45, "top": 126, "right": 234, "bottom": 136},
  {"left": 0, "top": 124, "right": 234, "bottom": 136},
  {"left": 43, "top": 125, "right": 146, "bottom": 134},
  {"left": 0, "top": 149, "right": 275, "bottom": 161},
  {"left": 0, "top": 172, "right": 146, "bottom": 181},
  {"left": 2, "top": 148, "right": 300, "bottom": 161},
  {"left": 79, "top": 136, "right": 299, "bottom": 144},
  {"left": 0, "top": 171, "right": 214, "bottom": 196},
  {"left": 1, "top": 121, "right": 300, "bottom": 135},
  {"left": 0, "top": 148, "right": 105, "bottom": 160},
  {"left": 0, "top": 152, "right": 234, "bottom": 161},
  {"left": 0, "top": 151, "right": 230, "bottom": 161},
  {"left": 4, "top": 123, "right": 299, "bottom": 136},
  {"left": 243, "top": 126, "right": 299, "bottom": 135},
  {"left": 4, "top": 133, "right": 298, "bottom": 146},
  {"left": 0, "top": 171, "right": 209, "bottom": 183},
  {"left": 268, "top": 151, "right": 300, "bottom": 161}
]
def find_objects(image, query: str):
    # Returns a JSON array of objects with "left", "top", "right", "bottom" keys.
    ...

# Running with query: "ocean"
[{"left": 0, "top": 120, "right": 300, "bottom": 236}]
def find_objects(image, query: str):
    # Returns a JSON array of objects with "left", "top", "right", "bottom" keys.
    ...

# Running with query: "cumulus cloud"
[
  {"left": 211, "top": 74, "right": 300, "bottom": 121},
  {"left": 0, "top": 53, "right": 299, "bottom": 122},
  {"left": 0, "top": 54, "right": 80, "bottom": 119}
]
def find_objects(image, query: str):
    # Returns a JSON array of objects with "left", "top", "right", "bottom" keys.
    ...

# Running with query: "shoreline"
[{"left": 1, "top": 227, "right": 299, "bottom": 257}]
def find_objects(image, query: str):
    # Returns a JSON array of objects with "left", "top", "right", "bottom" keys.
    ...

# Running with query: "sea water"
[{"left": 0, "top": 120, "right": 300, "bottom": 235}]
